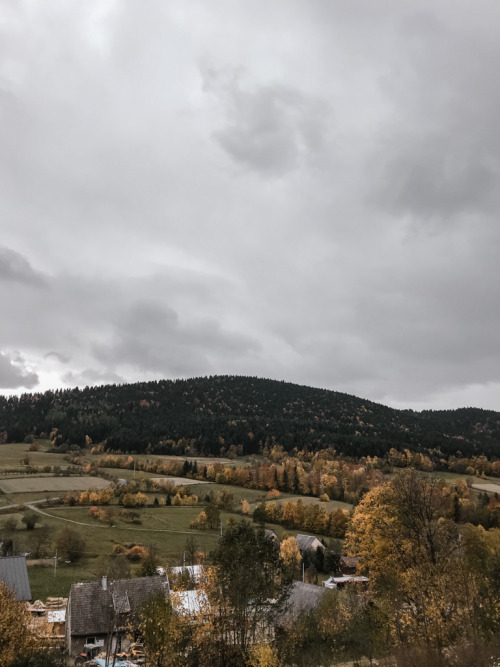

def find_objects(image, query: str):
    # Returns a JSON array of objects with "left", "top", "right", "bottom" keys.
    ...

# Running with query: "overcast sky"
[{"left": 1, "top": 0, "right": 499, "bottom": 411}]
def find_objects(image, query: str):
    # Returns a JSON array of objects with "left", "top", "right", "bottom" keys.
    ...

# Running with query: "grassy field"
[
  {"left": 0, "top": 491, "right": 69, "bottom": 506},
  {"left": 191, "top": 482, "right": 270, "bottom": 505},
  {"left": 99, "top": 467, "right": 158, "bottom": 479},
  {"left": 0, "top": 476, "right": 112, "bottom": 494},
  {"left": 112, "top": 452, "right": 248, "bottom": 468},
  {"left": 25, "top": 504, "right": 235, "bottom": 599},
  {"left": 25, "top": 503, "right": 225, "bottom": 552},
  {"left": 190, "top": 483, "right": 353, "bottom": 511},
  {"left": 0, "top": 441, "right": 68, "bottom": 467},
  {"left": 266, "top": 495, "right": 352, "bottom": 512},
  {"left": 29, "top": 561, "right": 104, "bottom": 599}
]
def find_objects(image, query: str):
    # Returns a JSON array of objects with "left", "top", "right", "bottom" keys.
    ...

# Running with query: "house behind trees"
[{"left": 66, "top": 575, "right": 170, "bottom": 657}]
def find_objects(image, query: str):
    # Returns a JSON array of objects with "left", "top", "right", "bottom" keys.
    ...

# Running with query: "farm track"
[
  {"left": 25, "top": 503, "right": 195, "bottom": 534},
  {"left": 0, "top": 497, "right": 60, "bottom": 511}
]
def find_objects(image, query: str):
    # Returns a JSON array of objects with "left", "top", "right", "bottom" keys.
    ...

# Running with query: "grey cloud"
[
  {"left": 0, "top": 246, "right": 46, "bottom": 286},
  {"left": 0, "top": 352, "right": 38, "bottom": 389},
  {"left": 370, "top": 7, "right": 500, "bottom": 221},
  {"left": 44, "top": 351, "right": 70, "bottom": 363},
  {"left": 92, "top": 299, "right": 260, "bottom": 377},
  {"left": 62, "top": 368, "right": 125, "bottom": 387},
  {"left": 373, "top": 134, "right": 500, "bottom": 221},
  {"left": 205, "top": 70, "right": 331, "bottom": 175}
]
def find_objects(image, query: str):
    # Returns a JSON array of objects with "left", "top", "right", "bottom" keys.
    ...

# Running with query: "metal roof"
[
  {"left": 170, "top": 565, "right": 204, "bottom": 581},
  {"left": 48, "top": 609, "right": 66, "bottom": 623},
  {"left": 172, "top": 589, "right": 208, "bottom": 616},
  {"left": 0, "top": 555, "right": 32, "bottom": 601}
]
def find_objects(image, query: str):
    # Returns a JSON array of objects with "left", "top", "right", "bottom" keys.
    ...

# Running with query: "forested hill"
[{"left": 1, "top": 376, "right": 499, "bottom": 459}]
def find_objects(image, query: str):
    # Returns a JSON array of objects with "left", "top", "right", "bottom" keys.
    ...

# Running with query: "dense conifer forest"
[{"left": 1, "top": 376, "right": 499, "bottom": 458}]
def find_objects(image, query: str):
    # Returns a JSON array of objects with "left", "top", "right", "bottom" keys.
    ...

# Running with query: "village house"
[
  {"left": 339, "top": 555, "right": 360, "bottom": 575},
  {"left": 264, "top": 529, "right": 281, "bottom": 544},
  {"left": 66, "top": 575, "right": 170, "bottom": 658},
  {"left": 295, "top": 534, "right": 324, "bottom": 554}
]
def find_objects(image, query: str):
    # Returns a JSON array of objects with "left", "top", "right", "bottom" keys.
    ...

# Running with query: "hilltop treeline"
[{"left": 1, "top": 375, "right": 500, "bottom": 458}]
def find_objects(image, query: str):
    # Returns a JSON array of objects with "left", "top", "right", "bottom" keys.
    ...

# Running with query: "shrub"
[{"left": 22, "top": 511, "right": 38, "bottom": 531}]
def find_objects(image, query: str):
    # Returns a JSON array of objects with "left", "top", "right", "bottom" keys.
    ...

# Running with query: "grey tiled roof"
[
  {"left": 280, "top": 581, "right": 327, "bottom": 621},
  {"left": 0, "top": 556, "right": 32, "bottom": 601},
  {"left": 69, "top": 576, "right": 169, "bottom": 636}
]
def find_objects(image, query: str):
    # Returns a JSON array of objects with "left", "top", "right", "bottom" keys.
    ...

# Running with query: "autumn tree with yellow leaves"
[
  {"left": 0, "top": 583, "right": 64, "bottom": 666},
  {"left": 279, "top": 536, "right": 302, "bottom": 580},
  {"left": 345, "top": 469, "right": 500, "bottom": 663}
]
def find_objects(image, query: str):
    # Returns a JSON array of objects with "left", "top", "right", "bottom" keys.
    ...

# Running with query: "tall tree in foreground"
[
  {"left": 138, "top": 593, "right": 187, "bottom": 667},
  {"left": 191, "top": 521, "right": 289, "bottom": 666},
  {"left": 345, "top": 469, "right": 500, "bottom": 663}
]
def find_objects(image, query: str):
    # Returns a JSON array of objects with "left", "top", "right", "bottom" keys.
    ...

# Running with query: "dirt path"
[{"left": 0, "top": 497, "right": 60, "bottom": 512}]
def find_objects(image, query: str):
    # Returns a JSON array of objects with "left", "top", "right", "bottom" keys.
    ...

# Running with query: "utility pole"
[{"left": 54, "top": 549, "right": 57, "bottom": 578}]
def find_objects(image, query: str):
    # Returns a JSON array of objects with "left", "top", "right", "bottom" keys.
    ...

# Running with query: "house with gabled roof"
[
  {"left": 295, "top": 534, "right": 324, "bottom": 554},
  {"left": 264, "top": 529, "right": 280, "bottom": 544},
  {"left": 66, "top": 575, "right": 169, "bottom": 657},
  {"left": 0, "top": 555, "right": 31, "bottom": 601}
]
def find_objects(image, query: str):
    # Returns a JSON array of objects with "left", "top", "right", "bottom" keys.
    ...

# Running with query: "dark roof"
[
  {"left": 264, "top": 529, "right": 280, "bottom": 543},
  {"left": 69, "top": 576, "right": 169, "bottom": 636},
  {"left": 0, "top": 556, "right": 31, "bottom": 601},
  {"left": 279, "top": 581, "right": 327, "bottom": 623},
  {"left": 295, "top": 534, "right": 323, "bottom": 551}
]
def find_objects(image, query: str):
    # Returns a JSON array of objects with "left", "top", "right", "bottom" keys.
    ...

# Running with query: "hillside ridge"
[{"left": 1, "top": 375, "right": 499, "bottom": 458}]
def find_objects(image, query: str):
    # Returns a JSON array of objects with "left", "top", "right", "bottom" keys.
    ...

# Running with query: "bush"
[
  {"left": 125, "top": 545, "right": 147, "bottom": 562},
  {"left": 22, "top": 511, "right": 38, "bottom": 531},
  {"left": 56, "top": 528, "right": 85, "bottom": 562},
  {"left": 2, "top": 517, "right": 17, "bottom": 533}
]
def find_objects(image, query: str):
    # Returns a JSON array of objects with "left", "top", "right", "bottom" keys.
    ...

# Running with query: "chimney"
[{"left": 102, "top": 576, "right": 107, "bottom": 591}]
